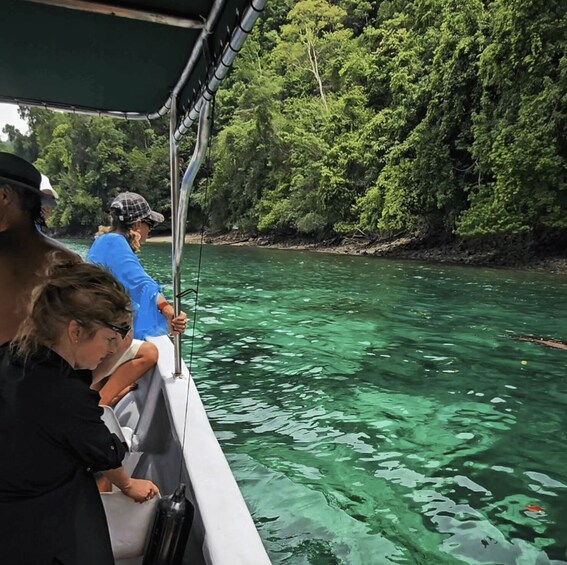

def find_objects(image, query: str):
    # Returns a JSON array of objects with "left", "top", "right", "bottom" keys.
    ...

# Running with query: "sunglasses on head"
[{"left": 99, "top": 321, "right": 131, "bottom": 339}]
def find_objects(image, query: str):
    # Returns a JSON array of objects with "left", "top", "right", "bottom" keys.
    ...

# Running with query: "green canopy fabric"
[{"left": 0, "top": 0, "right": 257, "bottom": 118}]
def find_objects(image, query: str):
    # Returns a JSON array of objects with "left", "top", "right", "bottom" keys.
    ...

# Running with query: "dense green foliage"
[{"left": 4, "top": 0, "right": 566, "bottom": 239}]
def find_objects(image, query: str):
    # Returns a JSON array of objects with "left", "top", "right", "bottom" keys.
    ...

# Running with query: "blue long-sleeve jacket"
[{"left": 87, "top": 233, "right": 168, "bottom": 339}]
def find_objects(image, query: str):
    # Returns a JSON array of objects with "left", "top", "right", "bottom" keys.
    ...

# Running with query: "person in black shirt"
[{"left": 0, "top": 262, "right": 159, "bottom": 565}]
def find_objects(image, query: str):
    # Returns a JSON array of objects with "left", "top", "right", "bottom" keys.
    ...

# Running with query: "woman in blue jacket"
[
  {"left": 88, "top": 191, "right": 186, "bottom": 339},
  {"left": 87, "top": 192, "right": 187, "bottom": 405}
]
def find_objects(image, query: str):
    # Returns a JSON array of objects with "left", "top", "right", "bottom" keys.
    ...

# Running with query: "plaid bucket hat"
[{"left": 110, "top": 191, "right": 164, "bottom": 227}]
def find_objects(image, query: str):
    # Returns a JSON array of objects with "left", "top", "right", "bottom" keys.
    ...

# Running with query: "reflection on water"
[{"left": 68, "top": 240, "right": 567, "bottom": 564}]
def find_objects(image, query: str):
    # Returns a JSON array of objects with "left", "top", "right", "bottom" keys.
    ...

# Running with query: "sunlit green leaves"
[{"left": 11, "top": 0, "right": 567, "bottom": 243}]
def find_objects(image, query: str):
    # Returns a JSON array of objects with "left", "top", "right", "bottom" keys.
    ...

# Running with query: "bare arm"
[{"left": 103, "top": 467, "right": 159, "bottom": 503}]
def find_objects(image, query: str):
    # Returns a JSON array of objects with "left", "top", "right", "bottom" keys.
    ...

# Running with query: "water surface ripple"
[{"left": 69, "top": 241, "right": 567, "bottom": 565}]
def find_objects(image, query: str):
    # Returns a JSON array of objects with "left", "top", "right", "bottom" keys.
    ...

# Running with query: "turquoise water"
[{"left": 69, "top": 240, "right": 566, "bottom": 564}]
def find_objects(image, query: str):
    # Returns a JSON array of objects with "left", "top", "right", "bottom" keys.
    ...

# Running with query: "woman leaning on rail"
[
  {"left": 0, "top": 262, "right": 159, "bottom": 565},
  {"left": 88, "top": 191, "right": 188, "bottom": 339},
  {"left": 87, "top": 192, "right": 188, "bottom": 405}
]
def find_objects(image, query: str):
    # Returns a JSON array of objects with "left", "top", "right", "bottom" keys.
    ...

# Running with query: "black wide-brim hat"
[{"left": 0, "top": 152, "right": 42, "bottom": 195}]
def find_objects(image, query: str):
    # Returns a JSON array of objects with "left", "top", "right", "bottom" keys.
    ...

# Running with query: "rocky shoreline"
[{"left": 148, "top": 232, "right": 567, "bottom": 275}]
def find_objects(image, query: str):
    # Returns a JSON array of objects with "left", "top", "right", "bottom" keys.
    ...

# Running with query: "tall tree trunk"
[{"left": 306, "top": 39, "right": 328, "bottom": 112}]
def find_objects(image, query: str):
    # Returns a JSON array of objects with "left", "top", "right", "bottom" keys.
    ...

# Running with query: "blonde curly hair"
[{"left": 95, "top": 208, "right": 142, "bottom": 252}]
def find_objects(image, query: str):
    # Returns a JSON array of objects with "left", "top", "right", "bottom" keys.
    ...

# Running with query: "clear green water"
[{"left": 69, "top": 240, "right": 566, "bottom": 565}]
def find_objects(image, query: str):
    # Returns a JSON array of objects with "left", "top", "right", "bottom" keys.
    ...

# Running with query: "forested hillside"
[{"left": 4, "top": 0, "right": 566, "bottom": 243}]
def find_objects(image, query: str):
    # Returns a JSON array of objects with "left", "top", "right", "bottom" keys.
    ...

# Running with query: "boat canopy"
[
  {"left": 1, "top": 0, "right": 266, "bottom": 375},
  {"left": 0, "top": 0, "right": 263, "bottom": 129}
]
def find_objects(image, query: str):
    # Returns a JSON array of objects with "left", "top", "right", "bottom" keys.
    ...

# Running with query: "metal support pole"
[
  {"left": 169, "top": 96, "right": 182, "bottom": 377},
  {"left": 171, "top": 99, "right": 212, "bottom": 377}
]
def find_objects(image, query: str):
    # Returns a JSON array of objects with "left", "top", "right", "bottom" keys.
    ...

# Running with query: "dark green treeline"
[{"left": 4, "top": 0, "right": 567, "bottom": 239}]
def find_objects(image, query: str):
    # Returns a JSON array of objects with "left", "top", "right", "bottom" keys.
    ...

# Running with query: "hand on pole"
[{"left": 168, "top": 310, "right": 188, "bottom": 335}]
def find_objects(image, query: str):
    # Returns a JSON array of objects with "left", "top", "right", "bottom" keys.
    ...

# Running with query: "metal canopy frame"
[
  {"left": 21, "top": 0, "right": 207, "bottom": 29},
  {"left": 0, "top": 0, "right": 267, "bottom": 375},
  {"left": 2, "top": 0, "right": 267, "bottom": 130}
]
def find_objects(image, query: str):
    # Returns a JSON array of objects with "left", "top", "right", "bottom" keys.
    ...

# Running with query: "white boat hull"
[{"left": 112, "top": 335, "right": 271, "bottom": 565}]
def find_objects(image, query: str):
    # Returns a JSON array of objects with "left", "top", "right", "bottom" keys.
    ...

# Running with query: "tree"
[
  {"left": 273, "top": 0, "right": 349, "bottom": 112},
  {"left": 3, "top": 0, "right": 565, "bottom": 245},
  {"left": 456, "top": 0, "right": 567, "bottom": 236}
]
